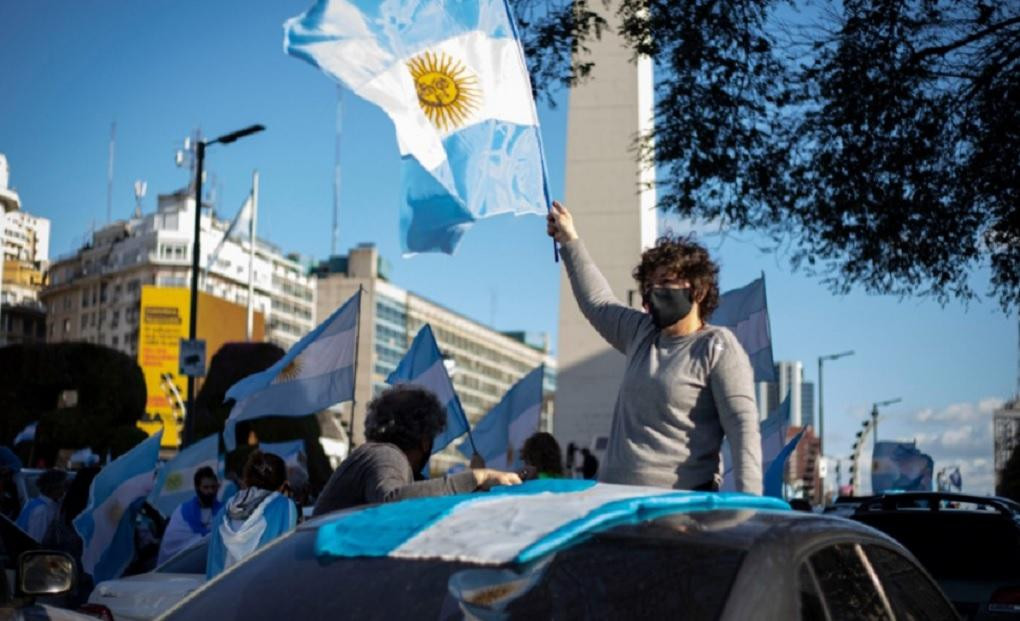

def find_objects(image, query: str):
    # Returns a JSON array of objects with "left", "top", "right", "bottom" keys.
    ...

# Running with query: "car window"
[
  {"left": 797, "top": 564, "right": 826, "bottom": 621},
  {"left": 863, "top": 545, "right": 955, "bottom": 621},
  {"left": 157, "top": 540, "right": 208, "bottom": 575},
  {"left": 167, "top": 529, "right": 746, "bottom": 620},
  {"left": 807, "top": 543, "right": 891, "bottom": 621}
]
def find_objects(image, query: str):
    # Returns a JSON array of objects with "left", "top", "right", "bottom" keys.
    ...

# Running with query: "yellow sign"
[{"left": 136, "top": 286, "right": 266, "bottom": 448}]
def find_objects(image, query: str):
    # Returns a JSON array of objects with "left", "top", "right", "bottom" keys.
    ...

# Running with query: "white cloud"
[{"left": 941, "top": 425, "right": 974, "bottom": 448}]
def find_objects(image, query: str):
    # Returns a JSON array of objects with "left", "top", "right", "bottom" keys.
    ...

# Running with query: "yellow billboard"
[{"left": 136, "top": 286, "right": 265, "bottom": 448}]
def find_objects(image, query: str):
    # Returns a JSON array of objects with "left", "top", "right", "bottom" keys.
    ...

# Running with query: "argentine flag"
[
  {"left": 713, "top": 276, "right": 777, "bottom": 383},
  {"left": 284, "top": 0, "right": 550, "bottom": 254},
  {"left": 459, "top": 365, "right": 543, "bottom": 470},
  {"left": 387, "top": 324, "right": 471, "bottom": 453},
  {"left": 149, "top": 433, "right": 219, "bottom": 518},
  {"left": 722, "top": 396, "right": 796, "bottom": 497},
  {"left": 223, "top": 291, "right": 361, "bottom": 450},
  {"left": 74, "top": 431, "right": 161, "bottom": 582}
]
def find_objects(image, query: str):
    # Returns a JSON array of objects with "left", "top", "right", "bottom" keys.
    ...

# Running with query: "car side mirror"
[{"left": 17, "top": 551, "right": 76, "bottom": 597}]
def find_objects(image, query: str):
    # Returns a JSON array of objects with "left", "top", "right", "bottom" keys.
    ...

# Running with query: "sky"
[{"left": 2, "top": 1, "right": 1017, "bottom": 494}]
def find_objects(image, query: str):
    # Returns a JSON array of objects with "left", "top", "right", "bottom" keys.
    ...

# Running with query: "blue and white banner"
[
  {"left": 872, "top": 441, "right": 934, "bottom": 493},
  {"left": 713, "top": 276, "right": 776, "bottom": 383},
  {"left": 284, "top": 0, "right": 550, "bottom": 254},
  {"left": 458, "top": 365, "right": 543, "bottom": 470},
  {"left": 387, "top": 324, "right": 470, "bottom": 453},
  {"left": 13, "top": 422, "right": 36, "bottom": 445},
  {"left": 74, "top": 431, "right": 162, "bottom": 582},
  {"left": 224, "top": 291, "right": 361, "bottom": 450},
  {"left": 260, "top": 439, "right": 307, "bottom": 471},
  {"left": 149, "top": 433, "right": 219, "bottom": 518},
  {"left": 316, "top": 480, "right": 789, "bottom": 565}
]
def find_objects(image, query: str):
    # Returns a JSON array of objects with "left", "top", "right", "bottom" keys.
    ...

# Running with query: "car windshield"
[
  {"left": 167, "top": 520, "right": 747, "bottom": 620},
  {"left": 157, "top": 539, "right": 208, "bottom": 575}
]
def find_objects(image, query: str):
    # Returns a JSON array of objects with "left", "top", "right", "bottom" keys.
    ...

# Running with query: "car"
[
  {"left": 159, "top": 480, "right": 956, "bottom": 620},
  {"left": 86, "top": 539, "right": 208, "bottom": 621},
  {"left": 849, "top": 491, "right": 1020, "bottom": 620}
]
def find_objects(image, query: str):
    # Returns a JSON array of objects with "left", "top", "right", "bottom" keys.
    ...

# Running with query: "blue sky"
[{"left": 2, "top": 1, "right": 1016, "bottom": 493}]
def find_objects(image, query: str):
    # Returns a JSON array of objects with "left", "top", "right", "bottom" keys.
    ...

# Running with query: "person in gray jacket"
[
  {"left": 313, "top": 385, "right": 521, "bottom": 516},
  {"left": 547, "top": 201, "right": 762, "bottom": 494}
]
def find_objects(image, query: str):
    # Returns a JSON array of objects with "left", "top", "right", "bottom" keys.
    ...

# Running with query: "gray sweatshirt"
[
  {"left": 562, "top": 239, "right": 763, "bottom": 494},
  {"left": 313, "top": 442, "right": 478, "bottom": 516}
]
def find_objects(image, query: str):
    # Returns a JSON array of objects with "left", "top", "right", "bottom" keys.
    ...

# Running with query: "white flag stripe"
[
  {"left": 412, "top": 358, "right": 456, "bottom": 405},
  {"left": 359, "top": 31, "right": 537, "bottom": 170},
  {"left": 80, "top": 471, "right": 153, "bottom": 573},
  {"left": 730, "top": 309, "right": 770, "bottom": 355},
  {"left": 392, "top": 485, "right": 664, "bottom": 563},
  {"left": 273, "top": 326, "right": 356, "bottom": 383}
]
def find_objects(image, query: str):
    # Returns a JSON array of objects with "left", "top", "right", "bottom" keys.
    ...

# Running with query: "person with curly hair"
[
  {"left": 521, "top": 432, "right": 565, "bottom": 479},
  {"left": 548, "top": 201, "right": 762, "bottom": 494},
  {"left": 313, "top": 386, "right": 521, "bottom": 516}
]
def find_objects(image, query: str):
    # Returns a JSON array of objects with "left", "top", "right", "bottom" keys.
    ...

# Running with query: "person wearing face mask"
[
  {"left": 312, "top": 385, "right": 522, "bottom": 516},
  {"left": 547, "top": 201, "right": 762, "bottom": 494},
  {"left": 157, "top": 466, "right": 223, "bottom": 564}
]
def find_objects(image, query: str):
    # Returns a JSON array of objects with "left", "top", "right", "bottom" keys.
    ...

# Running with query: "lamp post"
[
  {"left": 183, "top": 124, "right": 265, "bottom": 447},
  {"left": 817, "top": 350, "right": 854, "bottom": 457},
  {"left": 870, "top": 397, "right": 902, "bottom": 450}
]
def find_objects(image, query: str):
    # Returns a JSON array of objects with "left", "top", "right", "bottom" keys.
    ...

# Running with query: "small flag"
[
  {"left": 763, "top": 429, "right": 804, "bottom": 498},
  {"left": 208, "top": 193, "right": 253, "bottom": 269},
  {"left": 74, "top": 431, "right": 162, "bottom": 582},
  {"left": 459, "top": 366, "right": 543, "bottom": 470},
  {"left": 13, "top": 422, "right": 36, "bottom": 445},
  {"left": 722, "top": 395, "right": 791, "bottom": 493},
  {"left": 712, "top": 276, "right": 776, "bottom": 383},
  {"left": 223, "top": 291, "right": 361, "bottom": 450},
  {"left": 148, "top": 433, "right": 219, "bottom": 518},
  {"left": 387, "top": 325, "right": 470, "bottom": 454},
  {"left": 284, "top": 0, "right": 550, "bottom": 254},
  {"left": 871, "top": 441, "right": 934, "bottom": 493}
]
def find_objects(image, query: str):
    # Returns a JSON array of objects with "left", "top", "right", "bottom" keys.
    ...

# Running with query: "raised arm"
[{"left": 548, "top": 201, "right": 650, "bottom": 353}]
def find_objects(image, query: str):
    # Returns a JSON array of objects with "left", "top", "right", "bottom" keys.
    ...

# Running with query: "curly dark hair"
[
  {"left": 242, "top": 451, "right": 287, "bottom": 492},
  {"left": 521, "top": 432, "right": 564, "bottom": 477},
  {"left": 365, "top": 386, "right": 447, "bottom": 451},
  {"left": 193, "top": 465, "right": 218, "bottom": 489},
  {"left": 632, "top": 234, "right": 720, "bottom": 320}
]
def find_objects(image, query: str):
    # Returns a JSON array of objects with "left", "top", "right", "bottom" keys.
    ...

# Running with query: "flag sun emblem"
[
  {"left": 275, "top": 357, "right": 303, "bottom": 383},
  {"left": 408, "top": 50, "right": 480, "bottom": 131}
]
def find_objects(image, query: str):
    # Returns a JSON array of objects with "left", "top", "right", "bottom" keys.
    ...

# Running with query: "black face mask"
[{"left": 644, "top": 287, "right": 694, "bottom": 329}]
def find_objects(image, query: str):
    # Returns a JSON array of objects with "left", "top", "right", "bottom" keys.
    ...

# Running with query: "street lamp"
[
  {"left": 817, "top": 350, "right": 854, "bottom": 456},
  {"left": 183, "top": 124, "right": 265, "bottom": 446},
  {"left": 870, "top": 397, "right": 902, "bottom": 449}
]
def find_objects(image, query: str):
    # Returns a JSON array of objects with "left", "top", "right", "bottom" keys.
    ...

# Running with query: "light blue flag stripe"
[
  {"left": 223, "top": 291, "right": 361, "bottom": 450},
  {"left": 284, "top": 0, "right": 551, "bottom": 255},
  {"left": 764, "top": 428, "right": 805, "bottom": 498},
  {"left": 458, "top": 365, "right": 543, "bottom": 468},
  {"left": 149, "top": 433, "right": 219, "bottom": 518},
  {"left": 386, "top": 324, "right": 470, "bottom": 453},
  {"left": 713, "top": 277, "right": 777, "bottom": 383},
  {"left": 74, "top": 431, "right": 162, "bottom": 582}
]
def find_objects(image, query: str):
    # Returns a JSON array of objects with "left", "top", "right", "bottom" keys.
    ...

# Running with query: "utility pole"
[{"left": 818, "top": 350, "right": 854, "bottom": 457}]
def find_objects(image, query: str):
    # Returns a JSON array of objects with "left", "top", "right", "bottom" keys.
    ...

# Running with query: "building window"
[
  {"left": 63, "top": 319, "right": 70, "bottom": 334},
  {"left": 112, "top": 335, "right": 119, "bottom": 347},
  {"left": 81, "top": 315, "right": 88, "bottom": 329},
  {"left": 82, "top": 289, "right": 89, "bottom": 308}
]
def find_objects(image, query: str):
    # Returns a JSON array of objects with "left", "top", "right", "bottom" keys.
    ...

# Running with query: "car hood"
[{"left": 90, "top": 574, "right": 205, "bottom": 621}]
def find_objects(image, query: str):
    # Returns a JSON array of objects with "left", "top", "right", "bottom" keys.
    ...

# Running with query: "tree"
[{"left": 513, "top": 0, "right": 1020, "bottom": 311}]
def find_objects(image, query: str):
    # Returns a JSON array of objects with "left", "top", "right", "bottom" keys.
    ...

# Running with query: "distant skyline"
[{"left": 2, "top": 1, "right": 1017, "bottom": 493}]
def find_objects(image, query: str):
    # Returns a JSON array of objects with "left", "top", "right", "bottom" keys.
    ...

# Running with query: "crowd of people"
[{"left": 3, "top": 200, "right": 762, "bottom": 598}]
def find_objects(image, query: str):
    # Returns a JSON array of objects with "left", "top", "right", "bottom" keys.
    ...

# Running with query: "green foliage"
[
  {"left": 0, "top": 342, "right": 148, "bottom": 459},
  {"left": 515, "top": 0, "right": 1020, "bottom": 310}
]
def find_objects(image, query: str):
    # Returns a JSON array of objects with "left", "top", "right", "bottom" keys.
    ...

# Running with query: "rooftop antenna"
[
  {"left": 106, "top": 122, "right": 116, "bottom": 224},
  {"left": 132, "top": 180, "right": 147, "bottom": 219}
]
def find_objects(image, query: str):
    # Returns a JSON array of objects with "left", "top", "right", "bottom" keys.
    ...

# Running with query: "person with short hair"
[
  {"left": 157, "top": 466, "right": 223, "bottom": 565},
  {"left": 548, "top": 201, "right": 762, "bottom": 494},
  {"left": 521, "top": 432, "right": 565, "bottom": 479},
  {"left": 16, "top": 469, "right": 67, "bottom": 541},
  {"left": 580, "top": 448, "right": 600, "bottom": 480},
  {"left": 313, "top": 386, "right": 522, "bottom": 516},
  {"left": 206, "top": 451, "right": 297, "bottom": 578}
]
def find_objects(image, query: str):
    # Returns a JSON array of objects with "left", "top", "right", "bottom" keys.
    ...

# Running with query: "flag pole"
[
  {"left": 346, "top": 285, "right": 365, "bottom": 454},
  {"left": 246, "top": 170, "right": 258, "bottom": 340}
]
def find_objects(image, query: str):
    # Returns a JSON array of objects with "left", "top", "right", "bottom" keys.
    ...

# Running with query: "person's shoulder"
[
  {"left": 700, "top": 325, "right": 747, "bottom": 362},
  {"left": 356, "top": 442, "right": 408, "bottom": 464}
]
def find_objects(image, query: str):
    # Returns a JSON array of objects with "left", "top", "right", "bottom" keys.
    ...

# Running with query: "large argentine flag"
[
  {"left": 713, "top": 276, "right": 776, "bottom": 383},
  {"left": 284, "top": 0, "right": 550, "bottom": 254},
  {"left": 223, "top": 291, "right": 361, "bottom": 450},
  {"left": 387, "top": 324, "right": 470, "bottom": 453},
  {"left": 149, "top": 433, "right": 219, "bottom": 518},
  {"left": 74, "top": 431, "right": 161, "bottom": 582},
  {"left": 459, "top": 365, "right": 543, "bottom": 470}
]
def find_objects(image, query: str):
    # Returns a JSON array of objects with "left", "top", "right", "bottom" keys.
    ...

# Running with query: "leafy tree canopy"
[{"left": 513, "top": 0, "right": 1019, "bottom": 311}]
